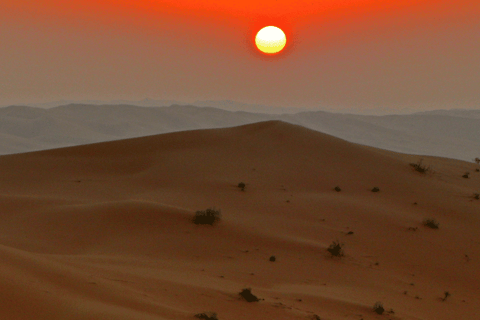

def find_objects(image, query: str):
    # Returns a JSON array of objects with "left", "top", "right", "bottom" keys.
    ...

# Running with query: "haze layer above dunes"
[
  {"left": 1, "top": 104, "right": 479, "bottom": 161},
  {"left": 0, "top": 121, "right": 479, "bottom": 319}
]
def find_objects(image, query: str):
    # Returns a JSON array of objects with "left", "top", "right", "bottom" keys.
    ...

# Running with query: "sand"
[{"left": 0, "top": 120, "right": 478, "bottom": 319}]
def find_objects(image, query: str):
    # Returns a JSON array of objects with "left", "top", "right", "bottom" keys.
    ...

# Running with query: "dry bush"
[
  {"left": 193, "top": 208, "right": 221, "bottom": 225},
  {"left": 327, "top": 240, "right": 344, "bottom": 257},
  {"left": 410, "top": 159, "right": 431, "bottom": 173},
  {"left": 237, "top": 182, "right": 246, "bottom": 191},
  {"left": 373, "top": 301, "right": 385, "bottom": 314},
  {"left": 239, "top": 288, "right": 260, "bottom": 302},
  {"left": 194, "top": 312, "right": 218, "bottom": 320},
  {"left": 442, "top": 291, "right": 451, "bottom": 302},
  {"left": 423, "top": 218, "right": 439, "bottom": 229}
]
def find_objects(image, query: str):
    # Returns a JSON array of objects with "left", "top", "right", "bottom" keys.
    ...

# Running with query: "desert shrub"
[
  {"left": 237, "top": 182, "right": 246, "bottom": 191},
  {"left": 371, "top": 187, "right": 380, "bottom": 192},
  {"left": 410, "top": 159, "right": 431, "bottom": 173},
  {"left": 462, "top": 172, "right": 470, "bottom": 179},
  {"left": 442, "top": 291, "right": 451, "bottom": 301},
  {"left": 334, "top": 186, "right": 341, "bottom": 192},
  {"left": 474, "top": 193, "right": 479, "bottom": 200},
  {"left": 474, "top": 157, "right": 480, "bottom": 165},
  {"left": 239, "top": 288, "right": 260, "bottom": 302},
  {"left": 194, "top": 312, "right": 218, "bottom": 320},
  {"left": 373, "top": 301, "right": 385, "bottom": 315},
  {"left": 327, "top": 240, "right": 344, "bottom": 257},
  {"left": 269, "top": 255, "right": 276, "bottom": 262},
  {"left": 423, "top": 218, "right": 439, "bottom": 229},
  {"left": 193, "top": 208, "right": 221, "bottom": 225}
]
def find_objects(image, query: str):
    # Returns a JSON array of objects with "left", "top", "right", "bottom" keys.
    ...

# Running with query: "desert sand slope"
[{"left": 0, "top": 121, "right": 479, "bottom": 320}]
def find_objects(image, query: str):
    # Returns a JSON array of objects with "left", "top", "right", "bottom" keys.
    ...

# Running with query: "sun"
[{"left": 255, "top": 26, "right": 287, "bottom": 54}]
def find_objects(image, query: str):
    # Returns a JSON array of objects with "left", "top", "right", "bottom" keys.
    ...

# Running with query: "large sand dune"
[{"left": 0, "top": 121, "right": 479, "bottom": 319}]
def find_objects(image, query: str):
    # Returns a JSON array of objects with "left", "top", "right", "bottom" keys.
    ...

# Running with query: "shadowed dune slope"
[{"left": 0, "top": 121, "right": 479, "bottom": 320}]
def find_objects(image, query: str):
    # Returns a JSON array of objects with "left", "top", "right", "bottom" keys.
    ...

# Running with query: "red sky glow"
[{"left": 1, "top": 0, "right": 479, "bottom": 113}]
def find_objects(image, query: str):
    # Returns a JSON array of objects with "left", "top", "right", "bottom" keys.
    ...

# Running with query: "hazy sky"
[{"left": 1, "top": 0, "right": 479, "bottom": 113}]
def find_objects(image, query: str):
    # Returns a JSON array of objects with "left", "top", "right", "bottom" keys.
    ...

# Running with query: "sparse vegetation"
[
  {"left": 269, "top": 255, "right": 276, "bottom": 262},
  {"left": 474, "top": 193, "right": 479, "bottom": 200},
  {"left": 327, "top": 240, "right": 344, "bottom": 257},
  {"left": 373, "top": 301, "right": 385, "bottom": 315},
  {"left": 442, "top": 291, "right": 451, "bottom": 301},
  {"left": 410, "top": 159, "right": 431, "bottom": 173},
  {"left": 237, "top": 182, "right": 246, "bottom": 191},
  {"left": 334, "top": 186, "right": 341, "bottom": 192},
  {"left": 474, "top": 157, "right": 480, "bottom": 165},
  {"left": 193, "top": 208, "right": 221, "bottom": 225},
  {"left": 194, "top": 312, "right": 218, "bottom": 320},
  {"left": 371, "top": 187, "right": 380, "bottom": 192},
  {"left": 239, "top": 288, "right": 260, "bottom": 302},
  {"left": 462, "top": 172, "right": 470, "bottom": 179},
  {"left": 423, "top": 218, "right": 439, "bottom": 229}
]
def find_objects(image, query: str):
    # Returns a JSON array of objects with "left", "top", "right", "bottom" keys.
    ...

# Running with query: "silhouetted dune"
[{"left": 1, "top": 104, "right": 479, "bottom": 161}]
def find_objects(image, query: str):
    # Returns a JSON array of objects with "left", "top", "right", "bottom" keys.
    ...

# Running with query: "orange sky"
[{"left": 1, "top": 0, "right": 479, "bottom": 113}]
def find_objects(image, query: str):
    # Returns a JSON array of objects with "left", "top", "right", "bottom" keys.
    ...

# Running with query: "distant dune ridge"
[
  {"left": 0, "top": 121, "right": 479, "bottom": 319},
  {"left": 1, "top": 103, "right": 479, "bottom": 161}
]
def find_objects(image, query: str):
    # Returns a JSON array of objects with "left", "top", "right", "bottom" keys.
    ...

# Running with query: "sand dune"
[
  {"left": 0, "top": 121, "right": 479, "bottom": 319},
  {"left": 1, "top": 104, "right": 480, "bottom": 161}
]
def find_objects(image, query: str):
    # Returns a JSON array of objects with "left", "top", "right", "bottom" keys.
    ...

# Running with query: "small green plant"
[
  {"left": 193, "top": 208, "right": 221, "bottom": 225},
  {"left": 410, "top": 159, "right": 431, "bottom": 173},
  {"left": 334, "top": 186, "right": 341, "bottom": 192},
  {"left": 194, "top": 312, "right": 218, "bottom": 320},
  {"left": 371, "top": 187, "right": 380, "bottom": 192},
  {"left": 373, "top": 301, "right": 385, "bottom": 315},
  {"left": 423, "top": 218, "right": 439, "bottom": 229},
  {"left": 239, "top": 288, "right": 260, "bottom": 302},
  {"left": 237, "top": 182, "right": 246, "bottom": 191},
  {"left": 327, "top": 240, "right": 344, "bottom": 257},
  {"left": 442, "top": 291, "right": 451, "bottom": 301}
]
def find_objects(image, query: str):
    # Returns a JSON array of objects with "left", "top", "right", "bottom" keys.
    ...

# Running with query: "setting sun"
[{"left": 255, "top": 26, "right": 287, "bottom": 54}]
